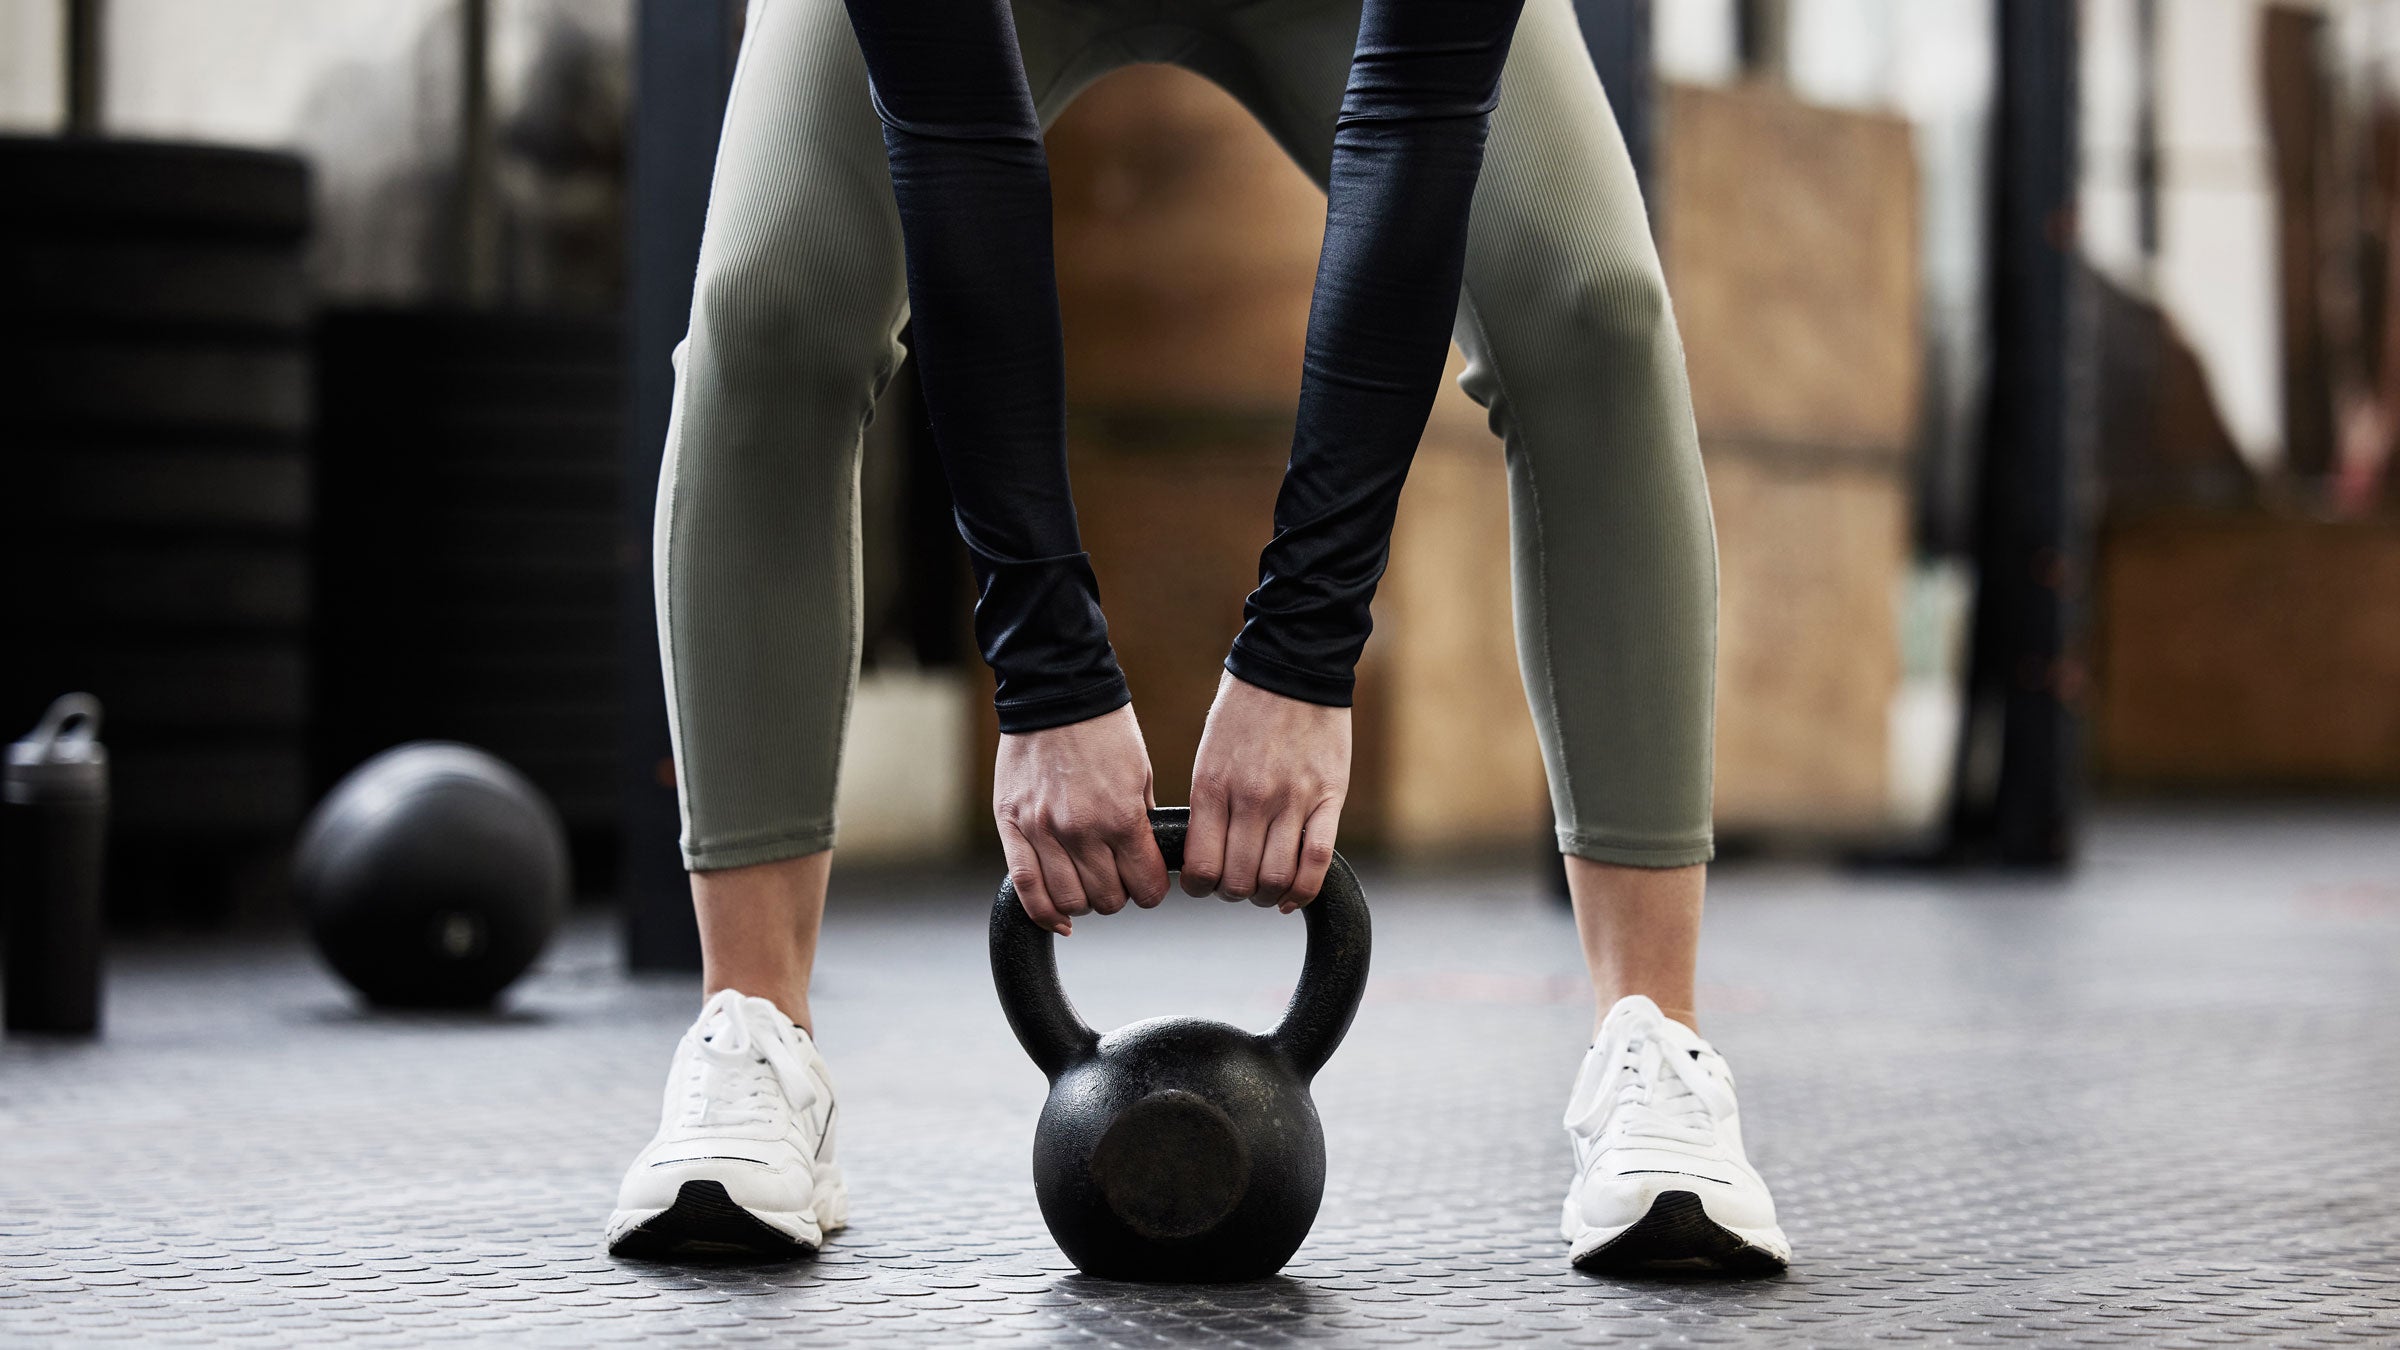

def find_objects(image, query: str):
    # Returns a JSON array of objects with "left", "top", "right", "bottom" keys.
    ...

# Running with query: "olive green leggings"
[{"left": 654, "top": 0, "right": 1717, "bottom": 872}]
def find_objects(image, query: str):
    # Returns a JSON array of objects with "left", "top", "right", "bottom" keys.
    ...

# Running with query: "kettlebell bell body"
[{"left": 990, "top": 807, "right": 1371, "bottom": 1282}]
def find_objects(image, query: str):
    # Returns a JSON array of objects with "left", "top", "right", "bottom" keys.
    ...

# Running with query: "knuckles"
[
  {"left": 1008, "top": 798, "right": 1156, "bottom": 847},
  {"left": 1215, "top": 778, "right": 1334, "bottom": 817},
  {"left": 1229, "top": 781, "right": 1277, "bottom": 812},
  {"left": 1190, "top": 764, "right": 1235, "bottom": 801}
]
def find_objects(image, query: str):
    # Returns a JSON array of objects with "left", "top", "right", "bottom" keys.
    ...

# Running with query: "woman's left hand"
[{"left": 1180, "top": 673, "right": 1351, "bottom": 912}]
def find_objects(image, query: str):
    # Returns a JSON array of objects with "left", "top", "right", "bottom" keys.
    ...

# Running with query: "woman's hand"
[
  {"left": 994, "top": 703, "right": 1171, "bottom": 935},
  {"left": 1182, "top": 674, "right": 1351, "bottom": 911}
]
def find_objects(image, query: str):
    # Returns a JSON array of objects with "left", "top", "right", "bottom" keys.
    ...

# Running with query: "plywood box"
[
  {"left": 2096, "top": 510, "right": 2400, "bottom": 787},
  {"left": 1373, "top": 387, "right": 1550, "bottom": 856},
  {"left": 1048, "top": 66, "right": 1325, "bottom": 412},
  {"left": 1661, "top": 81, "right": 1920, "bottom": 835},
  {"left": 1661, "top": 82, "right": 1922, "bottom": 458},
  {"left": 1054, "top": 425, "right": 1293, "bottom": 832},
  {"left": 1707, "top": 447, "right": 1908, "bottom": 832}
]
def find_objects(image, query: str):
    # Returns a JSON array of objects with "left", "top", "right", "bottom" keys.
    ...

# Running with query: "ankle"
[
  {"left": 705, "top": 979, "right": 813, "bottom": 1035},
  {"left": 689, "top": 850, "right": 830, "bottom": 1038},
  {"left": 1591, "top": 991, "right": 1698, "bottom": 1040}
]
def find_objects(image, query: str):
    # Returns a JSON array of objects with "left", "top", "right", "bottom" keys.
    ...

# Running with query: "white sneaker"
[
  {"left": 1561, "top": 995, "right": 1790, "bottom": 1274},
  {"left": 605, "top": 989, "right": 848, "bottom": 1260}
]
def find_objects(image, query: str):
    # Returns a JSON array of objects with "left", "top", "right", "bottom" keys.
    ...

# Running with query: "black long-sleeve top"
[{"left": 843, "top": 0, "right": 1527, "bottom": 732}]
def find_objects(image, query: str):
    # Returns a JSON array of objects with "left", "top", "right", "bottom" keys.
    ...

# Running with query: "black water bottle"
[{"left": 4, "top": 694, "right": 109, "bottom": 1035}]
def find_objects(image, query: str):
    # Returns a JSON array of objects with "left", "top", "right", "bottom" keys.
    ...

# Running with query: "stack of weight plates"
[
  {"left": 0, "top": 137, "right": 314, "bottom": 923},
  {"left": 312, "top": 308, "right": 622, "bottom": 888}
]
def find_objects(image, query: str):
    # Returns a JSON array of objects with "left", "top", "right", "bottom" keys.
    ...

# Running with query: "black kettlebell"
[{"left": 989, "top": 805, "right": 1371, "bottom": 1283}]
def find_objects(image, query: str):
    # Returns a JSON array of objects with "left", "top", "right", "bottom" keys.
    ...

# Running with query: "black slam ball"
[{"left": 295, "top": 742, "right": 568, "bottom": 1007}]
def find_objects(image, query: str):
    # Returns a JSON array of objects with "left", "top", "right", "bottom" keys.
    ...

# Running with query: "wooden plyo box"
[
  {"left": 1374, "top": 385, "right": 1550, "bottom": 856},
  {"left": 1705, "top": 449, "right": 1909, "bottom": 833},
  {"left": 1663, "top": 83, "right": 1923, "bottom": 459},
  {"left": 1046, "top": 65, "right": 1322, "bottom": 411},
  {"left": 2095, "top": 510, "right": 2400, "bottom": 788},
  {"left": 1661, "top": 83, "right": 1920, "bottom": 837}
]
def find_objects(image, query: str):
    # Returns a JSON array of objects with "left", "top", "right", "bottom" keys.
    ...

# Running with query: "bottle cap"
[{"left": 6, "top": 694, "right": 109, "bottom": 803}]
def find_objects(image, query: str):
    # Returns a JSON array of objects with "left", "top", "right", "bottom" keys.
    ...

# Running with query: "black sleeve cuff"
[
  {"left": 970, "top": 550, "right": 1134, "bottom": 733},
  {"left": 1222, "top": 642, "right": 1355, "bottom": 708},
  {"left": 993, "top": 676, "right": 1134, "bottom": 735}
]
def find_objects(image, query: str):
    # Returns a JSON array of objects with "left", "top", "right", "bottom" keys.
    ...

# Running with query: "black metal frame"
[{"left": 1949, "top": 0, "right": 2087, "bottom": 867}]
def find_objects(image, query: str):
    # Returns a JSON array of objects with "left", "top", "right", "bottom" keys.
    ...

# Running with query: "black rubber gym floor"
[{"left": 4, "top": 805, "right": 2398, "bottom": 1347}]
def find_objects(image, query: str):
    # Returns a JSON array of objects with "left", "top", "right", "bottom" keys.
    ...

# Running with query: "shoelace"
[
  {"left": 1568, "top": 1030, "right": 1717, "bottom": 1148},
  {"left": 678, "top": 990, "right": 818, "bottom": 1131}
]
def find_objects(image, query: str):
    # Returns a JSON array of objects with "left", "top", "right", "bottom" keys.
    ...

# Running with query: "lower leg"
[
  {"left": 694, "top": 850, "right": 831, "bottom": 1033},
  {"left": 1566, "top": 858, "right": 1704, "bottom": 1034}
]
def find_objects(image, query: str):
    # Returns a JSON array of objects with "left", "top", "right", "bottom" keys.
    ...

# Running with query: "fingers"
[
  {"left": 1217, "top": 786, "right": 1270, "bottom": 905},
  {"left": 1181, "top": 772, "right": 1228, "bottom": 898},
  {"left": 1180, "top": 674, "right": 1351, "bottom": 908},
  {"left": 1032, "top": 831, "right": 1089, "bottom": 927},
  {"left": 1280, "top": 798, "right": 1342, "bottom": 913},
  {"left": 1007, "top": 800, "right": 1161, "bottom": 927},
  {"left": 989, "top": 704, "right": 1170, "bottom": 929},
  {"left": 1062, "top": 820, "right": 1126, "bottom": 916},
  {"left": 1116, "top": 814, "right": 1171, "bottom": 909},
  {"left": 1188, "top": 782, "right": 1343, "bottom": 912},
  {"left": 1254, "top": 809, "right": 1304, "bottom": 909},
  {"left": 1000, "top": 819, "right": 1071, "bottom": 936}
]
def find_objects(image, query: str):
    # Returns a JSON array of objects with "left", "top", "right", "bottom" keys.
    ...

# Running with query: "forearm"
[
  {"left": 842, "top": 0, "right": 1130, "bottom": 731},
  {"left": 1227, "top": 0, "right": 1527, "bottom": 705}
]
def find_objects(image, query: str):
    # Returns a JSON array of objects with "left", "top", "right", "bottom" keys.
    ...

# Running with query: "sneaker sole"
[
  {"left": 1569, "top": 1190, "right": 1788, "bottom": 1276},
  {"left": 607, "top": 1170, "right": 848, "bottom": 1263}
]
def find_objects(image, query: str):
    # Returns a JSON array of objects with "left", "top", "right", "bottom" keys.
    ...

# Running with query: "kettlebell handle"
[{"left": 988, "top": 806, "right": 1371, "bottom": 1082}]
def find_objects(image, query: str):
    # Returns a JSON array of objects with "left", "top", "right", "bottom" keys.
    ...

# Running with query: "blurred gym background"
[{"left": 3, "top": 0, "right": 2395, "bottom": 962}]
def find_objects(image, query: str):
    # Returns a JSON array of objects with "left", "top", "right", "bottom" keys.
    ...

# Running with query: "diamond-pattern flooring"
[{"left": 3, "top": 806, "right": 2397, "bottom": 1346}]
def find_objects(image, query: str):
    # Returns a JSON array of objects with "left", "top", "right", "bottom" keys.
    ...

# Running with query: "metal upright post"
[
  {"left": 622, "top": 0, "right": 743, "bottom": 971},
  {"left": 457, "top": 0, "right": 500, "bottom": 306},
  {"left": 1736, "top": 0, "right": 1789, "bottom": 82},
  {"left": 64, "top": 0, "right": 104, "bottom": 134},
  {"left": 1952, "top": 0, "right": 2086, "bottom": 867}
]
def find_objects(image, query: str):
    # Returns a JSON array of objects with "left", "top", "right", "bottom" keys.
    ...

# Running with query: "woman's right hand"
[{"left": 993, "top": 703, "right": 1171, "bottom": 935}]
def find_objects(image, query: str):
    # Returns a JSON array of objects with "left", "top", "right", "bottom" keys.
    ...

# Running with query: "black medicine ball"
[{"left": 295, "top": 742, "right": 567, "bottom": 1007}]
